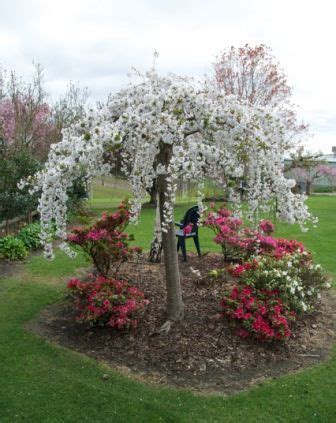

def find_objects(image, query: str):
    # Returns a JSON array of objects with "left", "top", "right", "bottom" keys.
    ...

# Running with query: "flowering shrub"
[
  {"left": 217, "top": 226, "right": 331, "bottom": 341},
  {"left": 67, "top": 201, "right": 141, "bottom": 277},
  {"left": 228, "top": 253, "right": 330, "bottom": 313},
  {"left": 204, "top": 206, "right": 308, "bottom": 261},
  {"left": 273, "top": 238, "right": 305, "bottom": 258},
  {"left": 203, "top": 207, "right": 246, "bottom": 260},
  {"left": 67, "top": 275, "right": 149, "bottom": 330},
  {"left": 220, "top": 285, "right": 296, "bottom": 341}
]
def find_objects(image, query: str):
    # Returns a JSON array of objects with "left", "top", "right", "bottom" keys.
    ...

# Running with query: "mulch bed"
[{"left": 28, "top": 253, "right": 336, "bottom": 395}]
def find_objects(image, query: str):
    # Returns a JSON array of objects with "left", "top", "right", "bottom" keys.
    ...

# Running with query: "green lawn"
[{"left": 0, "top": 194, "right": 336, "bottom": 422}]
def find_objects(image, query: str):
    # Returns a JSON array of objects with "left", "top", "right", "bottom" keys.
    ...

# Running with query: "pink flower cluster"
[
  {"left": 274, "top": 238, "right": 305, "bottom": 258},
  {"left": 67, "top": 201, "right": 142, "bottom": 277},
  {"left": 67, "top": 275, "right": 149, "bottom": 330},
  {"left": 204, "top": 207, "right": 305, "bottom": 261},
  {"left": 221, "top": 285, "right": 296, "bottom": 341},
  {"left": 204, "top": 208, "right": 245, "bottom": 260}
]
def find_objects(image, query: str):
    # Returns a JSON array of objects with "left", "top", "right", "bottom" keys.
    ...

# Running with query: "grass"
[{"left": 1, "top": 190, "right": 336, "bottom": 421}]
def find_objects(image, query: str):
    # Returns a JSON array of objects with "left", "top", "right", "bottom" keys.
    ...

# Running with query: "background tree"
[
  {"left": 0, "top": 65, "right": 88, "bottom": 230},
  {"left": 214, "top": 44, "right": 291, "bottom": 107},
  {"left": 287, "top": 149, "right": 336, "bottom": 195},
  {"left": 0, "top": 146, "right": 40, "bottom": 231},
  {"left": 0, "top": 65, "right": 52, "bottom": 227},
  {"left": 214, "top": 44, "right": 308, "bottom": 139}
]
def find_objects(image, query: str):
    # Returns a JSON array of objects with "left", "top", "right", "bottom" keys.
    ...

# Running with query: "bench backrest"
[{"left": 181, "top": 205, "right": 200, "bottom": 230}]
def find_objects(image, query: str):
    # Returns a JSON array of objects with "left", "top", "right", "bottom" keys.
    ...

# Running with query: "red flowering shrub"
[
  {"left": 228, "top": 259, "right": 259, "bottom": 278},
  {"left": 220, "top": 285, "right": 297, "bottom": 341},
  {"left": 67, "top": 275, "right": 149, "bottom": 330},
  {"left": 67, "top": 200, "right": 141, "bottom": 276}
]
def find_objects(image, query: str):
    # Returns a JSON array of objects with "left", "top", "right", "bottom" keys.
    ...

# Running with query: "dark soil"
[{"left": 28, "top": 254, "right": 336, "bottom": 395}]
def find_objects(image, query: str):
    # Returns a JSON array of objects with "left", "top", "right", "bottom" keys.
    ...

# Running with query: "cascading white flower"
[{"left": 29, "top": 108, "right": 114, "bottom": 259}]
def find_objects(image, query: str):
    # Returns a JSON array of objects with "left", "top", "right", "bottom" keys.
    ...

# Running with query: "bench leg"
[
  {"left": 177, "top": 236, "right": 187, "bottom": 261},
  {"left": 194, "top": 235, "right": 201, "bottom": 257}
]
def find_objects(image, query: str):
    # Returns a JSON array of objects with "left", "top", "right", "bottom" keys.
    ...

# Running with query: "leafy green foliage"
[
  {"left": 0, "top": 235, "right": 28, "bottom": 260},
  {"left": 0, "top": 148, "right": 40, "bottom": 222},
  {"left": 313, "top": 185, "right": 335, "bottom": 193},
  {"left": 17, "top": 223, "right": 42, "bottom": 250}
]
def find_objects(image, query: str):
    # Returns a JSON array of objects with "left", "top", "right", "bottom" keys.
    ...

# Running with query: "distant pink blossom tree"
[
  {"left": 0, "top": 64, "right": 87, "bottom": 227},
  {"left": 0, "top": 99, "right": 16, "bottom": 142},
  {"left": 0, "top": 64, "right": 87, "bottom": 160},
  {"left": 291, "top": 164, "right": 336, "bottom": 195},
  {"left": 0, "top": 98, "right": 55, "bottom": 160},
  {"left": 214, "top": 44, "right": 291, "bottom": 108}
]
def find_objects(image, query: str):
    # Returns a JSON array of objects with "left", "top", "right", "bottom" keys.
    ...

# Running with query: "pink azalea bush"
[
  {"left": 204, "top": 206, "right": 305, "bottom": 261},
  {"left": 67, "top": 275, "right": 149, "bottom": 330},
  {"left": 67, "top": 200, "right": 141, "bottom": 277},
  {"left": 203, "top": 207, "right": 245, "bottom": 260},
  {"left": 66, "top": 202, "right": 147, "bottom": 330}
]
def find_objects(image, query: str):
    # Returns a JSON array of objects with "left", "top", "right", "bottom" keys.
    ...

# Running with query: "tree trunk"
[
  {"left": 148, "top": 198, "right": 162, "bottom": 263},
  {"left": 306, "top": 181, "right": 312, "bottom": 195},
  {"left": 157, "top": 144, "right": 184, "bottom": 322}
]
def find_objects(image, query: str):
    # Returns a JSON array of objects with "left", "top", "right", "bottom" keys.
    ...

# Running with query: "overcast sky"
[{"left": 0, "top": 0, "right": 335, "bottom": 153}]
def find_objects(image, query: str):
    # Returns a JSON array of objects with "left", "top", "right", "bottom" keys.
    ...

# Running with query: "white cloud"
[{"left": 0, "top": 0, "right": 335, "bottom": 152}]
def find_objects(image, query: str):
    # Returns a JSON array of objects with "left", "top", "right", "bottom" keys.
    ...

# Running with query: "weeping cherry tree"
[{"left": 31, "top": 67, "right": 316, "bottom": 331}]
